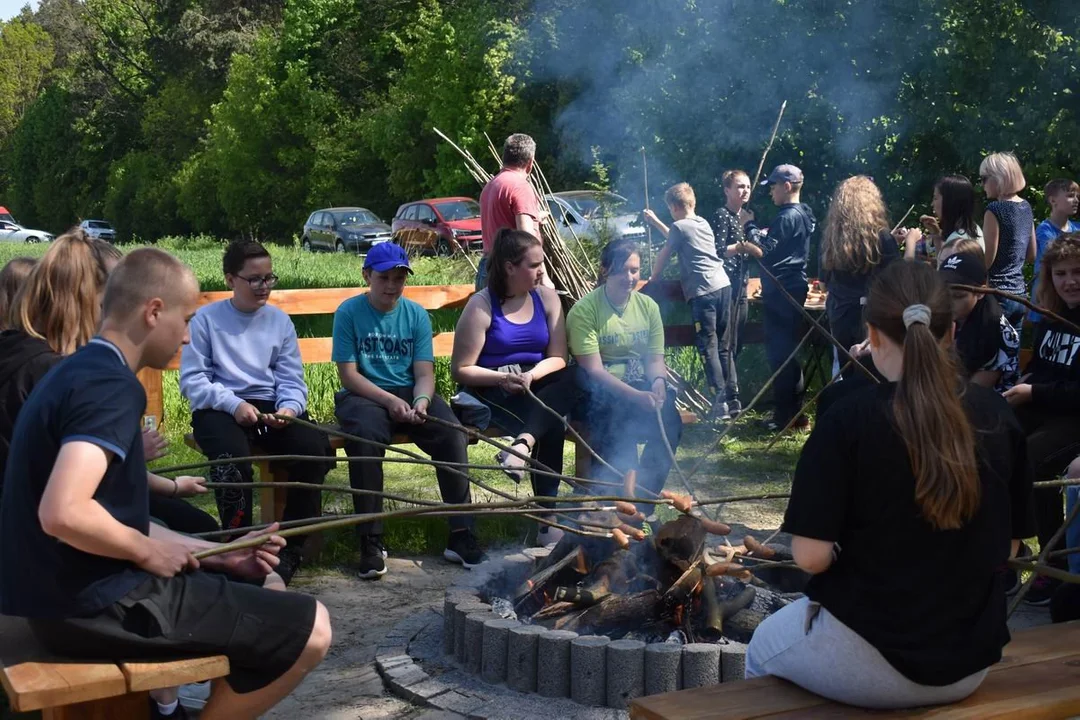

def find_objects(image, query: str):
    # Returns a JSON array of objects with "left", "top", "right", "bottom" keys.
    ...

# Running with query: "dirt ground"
[{"left": 263, "top": 557, "right": 471, "bottom": 720}]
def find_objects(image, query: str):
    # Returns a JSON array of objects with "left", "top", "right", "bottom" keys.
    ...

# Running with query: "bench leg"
[
  {"left": 43, "top": 691, "right": 149, "bottom": 720},
  {"left": 253, "top": 459, "right": 288, "bottom": 524}
]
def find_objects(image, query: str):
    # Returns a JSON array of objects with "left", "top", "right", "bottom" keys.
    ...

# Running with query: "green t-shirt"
[
  {"left": 331, "top": 295, "right": 434, "bottom": 389},
  {"left": 566, "top": 287, "right": 665, "bottom": 382}
]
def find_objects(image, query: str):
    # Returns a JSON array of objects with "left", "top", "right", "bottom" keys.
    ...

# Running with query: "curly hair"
[
  {"left": 821, "top": 176, "right": 890, "bottom": 275},
  {"left": 1036, "top": 232, "right": 1080, "bottom": 315}
]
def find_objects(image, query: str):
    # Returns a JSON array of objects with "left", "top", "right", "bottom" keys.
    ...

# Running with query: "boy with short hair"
[
  {"left": 644, "top": 182, "right": 735, "bottom": 419},
  {"left": 333, "top": 242, "right": 483, "bottom": 579},
  {"left": 1029, "top": 178, "right": 1080, "bottom": 322},
  {"left": 713, "top": 169, "right": 765, "bottom": 415},
  {"left": 0, "top": 249, "right": 331, "bottom": 720},
  {"left": 939, "top": 249, "right": 1020, "bottom": 393},
  {"left": 181, "top": 240, "right": 331, "bottom": 583},
  {"left": 744, "top": 164, "right": 817, "bottom": 431}
]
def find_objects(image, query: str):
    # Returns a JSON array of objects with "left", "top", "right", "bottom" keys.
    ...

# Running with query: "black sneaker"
[
  {"left": 728, "top": 398, "right": 742, "bottom": 418},
  {"left": 1025, "top": 575, "right": 1061, "bottom": 606},
  {"left": 357, "top": 536, "right": 387, "bottom": 579},
  {"left": 709, "top": 396, "right": 729, "bottom": 423},
  {"left": 444, "top": 530, "right": 486, "bottom": 569},
  {"left": 150, "top": 699, "right": 190, "bottom": 719},
  {"left": 371, "top": 535, "right": 389, "bottom": 559},
  {"left": 276, "top": 546, "right": 302, "bottom": 586},
  {"left": 1004, "top": 543, "right": 1032, "bottom": 595}
]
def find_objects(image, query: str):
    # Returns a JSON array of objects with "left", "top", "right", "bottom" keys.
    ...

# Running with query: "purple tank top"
[{"left": 477, "top": 290, "right": 549, "bottom": 368}]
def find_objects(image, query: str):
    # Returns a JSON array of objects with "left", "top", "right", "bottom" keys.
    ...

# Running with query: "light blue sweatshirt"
[{"left": 180, "top": 299, "right": 307, "bottom": 416}]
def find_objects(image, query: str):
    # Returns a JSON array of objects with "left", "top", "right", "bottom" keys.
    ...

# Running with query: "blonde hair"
[
  {"left": 7, "top": 230, "right": 121, "bottom": 355},
  {"left": 722, "top": 170, "right": 749, "bottom": 188},
  {"left": 0, "top": 257, "right": 36, "bottom": 330},
  {"left": 664, "top": 182, "right": 696, "bottom": 211},
  {"left": 821, "top": 176, "right": 890, "bottom": 275},
  {"left": 979, "top": 152, "right": 1027, "bottom": 196},
  {"left": 1036, "top": 232, "right": 1080, "bottom": 316}
]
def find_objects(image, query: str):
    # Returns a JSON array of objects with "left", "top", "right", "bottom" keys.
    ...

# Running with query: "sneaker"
[
  {"left": 276, "top": 546, "right": 302, "bottom": 586},
  {"left": 150, "top": 698, "right": 190, "bottom": 719},
  {"left": 1004, "top": 543, "right": 1033, "bottom": 595},
  {"left": 1024, "top": 575, "right": 1061, "bottom": 606},
  {"left": 444, "top": 530, "right": 486, "bottom": 569},
  {"left": 535, "top": 525, "right": 564, "bottom": 547},
  {"left": 709, "top": 397, "right": 729, "bottom": 423},
  {"left": 727, "top": 398, "right": 742, "bottom": 418},
  {"left": 791, "top": 415, "right": 812, "bottom": 432},
  {"left": 178, "top": 681, "right": 211, "bottom": 711},
  {"left": 371, "top": 535, "right": 389, "bottom": 559},
  {"left": 357, "top": 536, "right": 388, "bottom": 579}
]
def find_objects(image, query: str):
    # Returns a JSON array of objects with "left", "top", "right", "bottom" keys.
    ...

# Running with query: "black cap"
[{"left": 939, "top": 251, "right": 987, "bottom": 287}]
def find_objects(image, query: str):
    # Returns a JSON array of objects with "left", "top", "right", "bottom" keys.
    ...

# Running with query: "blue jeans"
[
  {"left": 475, "top": 255, "right": 489, "bottom": 291},
  {"left": 1068, "top": 485, "right": 1080, "bottom": 575},
  {"left": 690, "top": 286, "right": 736, "bottom": 400},
  {"left": 763, "top": 285, "right": 808, "bottom": 424}
]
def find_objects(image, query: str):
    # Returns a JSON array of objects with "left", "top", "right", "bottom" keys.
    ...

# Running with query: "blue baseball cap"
[
  {"left": 761, "top": 164, "right": 804, "bottom": 186},
  {"left": 364, "top": 242, "right": 413, "bottom": 274}
]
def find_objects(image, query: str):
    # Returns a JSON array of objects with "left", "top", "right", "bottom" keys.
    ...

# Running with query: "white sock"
[{"left": 156, "top": 699, "right": 179, "bottom": 716}]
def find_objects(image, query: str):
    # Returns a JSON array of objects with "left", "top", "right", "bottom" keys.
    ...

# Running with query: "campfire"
[{"left": 484, "top": 494, "right": 805, "bottom": 644}]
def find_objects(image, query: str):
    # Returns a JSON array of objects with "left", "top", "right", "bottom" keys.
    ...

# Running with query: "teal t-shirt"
[{"left": 331, "top": 295, "right": 434, "bottom": 389}]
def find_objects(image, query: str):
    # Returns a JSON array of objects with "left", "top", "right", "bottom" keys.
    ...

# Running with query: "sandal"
[{"left": 496, "top": 438, "right": 532, "bottom": 483}]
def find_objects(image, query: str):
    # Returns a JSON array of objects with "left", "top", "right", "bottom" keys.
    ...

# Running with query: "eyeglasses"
[{"left": 236, "top": 273, "right": 279, "bottom": 289}]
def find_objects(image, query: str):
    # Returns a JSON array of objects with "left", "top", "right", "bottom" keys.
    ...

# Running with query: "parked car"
[
  {"left": 0, "top": 221, "right": 53, "bottom": 244},
  {"left": 301, "top": 207, "right": 393, "bottom": 253},
  {"left": 0, "top": 206, "right": 15, "bottom": 224},
  {"left": 79, "top": 219, "right": 117, "bottom": 243},
  {"left": 391, "top": 197, "right": 483, "bottom": 256},
  {"left": 544, "top": 191, "right": 647, "bottom": 244}
]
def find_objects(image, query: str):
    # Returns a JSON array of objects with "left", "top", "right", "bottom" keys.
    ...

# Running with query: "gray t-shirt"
[{"left": 669, "top": 215, "right": 729, "bottom": 300}]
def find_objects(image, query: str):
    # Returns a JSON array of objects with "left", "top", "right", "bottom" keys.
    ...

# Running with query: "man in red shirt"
[{"left": 478, "top": 134, "right": 542, "bottom": 290}]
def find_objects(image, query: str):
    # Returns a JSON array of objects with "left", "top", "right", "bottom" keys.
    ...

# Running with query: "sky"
[{"left": 0, "top": 0, "right": 36, "bottom": 21}]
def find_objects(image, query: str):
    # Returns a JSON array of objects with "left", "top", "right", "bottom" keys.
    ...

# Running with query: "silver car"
[
  {"left": 0, "top": 221, "right": 53, "bottom": 244},
  {"left": 544, "top": 191, "right": 647, "bottom": 245},
  {"left": 80, "top": 219, "right": 117, "bottom": 243}
]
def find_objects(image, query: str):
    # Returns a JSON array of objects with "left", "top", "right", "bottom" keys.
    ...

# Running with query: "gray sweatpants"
[{"left": 745, "top": 597, "right": 988, "bottom": 709}]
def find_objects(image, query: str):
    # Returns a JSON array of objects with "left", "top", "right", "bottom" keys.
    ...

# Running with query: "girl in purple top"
[
  {"left": 980, "top": 152, "right": 1037, "bottom": 331},
  {"left": 452, "top": 228, "right": 578, "bottom": 544}
]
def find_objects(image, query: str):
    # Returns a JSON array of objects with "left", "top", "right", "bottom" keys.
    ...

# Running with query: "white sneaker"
[{"left": 535, "top": 525, "right": 564, "bottom": 547}]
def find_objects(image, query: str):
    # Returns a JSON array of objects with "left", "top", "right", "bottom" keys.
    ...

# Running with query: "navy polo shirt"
[{"left": 0, "top": 339, "right": 151, "bottom": 618}]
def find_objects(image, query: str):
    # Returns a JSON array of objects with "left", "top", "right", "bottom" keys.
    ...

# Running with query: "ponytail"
[{"left": 865, "top": 262, "right": 980, "bottom": 530}]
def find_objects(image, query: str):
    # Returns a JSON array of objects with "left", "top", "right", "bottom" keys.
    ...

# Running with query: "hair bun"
[{"left": 902, "top": 304, "right": 931, "bottom": 329}]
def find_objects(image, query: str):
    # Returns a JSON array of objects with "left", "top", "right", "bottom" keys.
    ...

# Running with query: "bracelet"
[
  {"left": 171, "top": 478, "right": 179, "bottom": 497},
  {"left": 649, "top": 376, "right": 667, "bottom": 387},
  {"left": 412, "top": 394, "right": 431, "bottom": 407}
]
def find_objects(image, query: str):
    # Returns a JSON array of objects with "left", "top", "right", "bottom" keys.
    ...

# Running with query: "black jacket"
[
  {"left": 0, "top": 330, "right": 61, "bottom": 494},
  {"left": 1027, "top": 305, "right": 1080, "bottom": 414}
]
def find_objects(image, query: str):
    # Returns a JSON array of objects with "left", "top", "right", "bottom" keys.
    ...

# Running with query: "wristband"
[
  {"left": 412, "top": 394, "right": 431, "bottom": 407},
  {"left": 171, "top": 478, "right": 179, "bottom": 497}
]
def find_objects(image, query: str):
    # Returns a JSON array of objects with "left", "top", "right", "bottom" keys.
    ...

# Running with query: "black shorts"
[{"left": 27, "top": 571, "right": 317, "bottom": 694}]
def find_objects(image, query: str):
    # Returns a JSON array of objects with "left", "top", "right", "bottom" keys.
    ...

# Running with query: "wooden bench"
[
  {"left": 629, "top": 620, "right": 1080, "bottom": 719},
  {"left": 1, "top": 615, "right": 228, "bottom": 719}
]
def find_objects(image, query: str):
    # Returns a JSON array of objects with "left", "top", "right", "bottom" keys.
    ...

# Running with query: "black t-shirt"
[
  {"left": 1026, "top": 305, "right": 1080, "bottom": 414},
  {"left": 821, "top": 230, "right": 901, "bottom": 307},
  {"left": 784, "top": 382, "right": 1033, "bottom": 686},
  {"left": 954, "top": 295, "right": 1019, "bottom": 393},
  {"left": 0, "top": 339, "right": 150, "bottom": 618}
]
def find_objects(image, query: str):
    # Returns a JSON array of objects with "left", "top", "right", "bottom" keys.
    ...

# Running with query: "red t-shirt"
[{"left": 480, "top": 167, "right": 540, "bottom": 254}]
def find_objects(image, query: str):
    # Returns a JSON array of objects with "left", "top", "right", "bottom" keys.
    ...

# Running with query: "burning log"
[
  {"left": 513, "top": 546, "right": 585, "bottom": 607},
  {"left": 554, "top": 590, "right": 663, "bottom": 634}
]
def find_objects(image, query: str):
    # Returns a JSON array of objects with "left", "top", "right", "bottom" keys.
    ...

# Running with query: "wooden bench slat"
[
  {"left": 119, "top": 656, "right": 229, "bottom": 692},
  {"left": 192, "top": 284, "right": 474, "bottom": 316},
  {"left": 630, "top": 675, "right": 829, "bottom": 720},
  {"left": 992, "top": 619, "right": 1080, "bottom": 673},
  {"left": 2, "top": 661, "right": 129, "bottom": 712}
]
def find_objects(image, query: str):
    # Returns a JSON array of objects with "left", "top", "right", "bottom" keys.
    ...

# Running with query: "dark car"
[
  {"left": 391, "top": 197, "right": 483, "bottom": 256},
  {"left": 301, "top": 207, "right": 393, "bottom": 253}
]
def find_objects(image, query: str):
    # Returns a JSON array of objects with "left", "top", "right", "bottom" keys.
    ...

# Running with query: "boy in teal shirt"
[{"left": 333, "top": 243, "right": 483, "bottom": 578}]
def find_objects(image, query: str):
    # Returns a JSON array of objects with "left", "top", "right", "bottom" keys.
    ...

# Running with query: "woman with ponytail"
[{"left": 746, "top": 261, "right": 1033, "bottom": 708}]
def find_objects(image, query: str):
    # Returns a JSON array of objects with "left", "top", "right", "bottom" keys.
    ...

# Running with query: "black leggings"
[
  {"left": 1015, "top": 407, "right": 1080, "bottom": 569},
  {"left": 148, "top": 494, "right": 219, "bottom": 535},
  {"left": 472, "top": 366, "right": 579, "bottom": 503}
]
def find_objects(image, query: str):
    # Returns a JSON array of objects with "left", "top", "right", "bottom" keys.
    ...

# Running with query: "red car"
[{"left": 391, "top": 197, "right": 483, "bottom": 256}]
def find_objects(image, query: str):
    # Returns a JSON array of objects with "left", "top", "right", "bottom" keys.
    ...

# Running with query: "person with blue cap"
[
  {"left": 332, "top": 242, "right": 485, "bottom": 579},
  {"left": 744, "top": 164, "right": 817, "bottom": 432}
]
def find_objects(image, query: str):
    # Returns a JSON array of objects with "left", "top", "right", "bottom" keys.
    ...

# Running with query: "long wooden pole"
[{"left": 750, "top": 100, "right": 788, "bottom": 191}]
